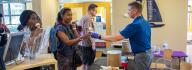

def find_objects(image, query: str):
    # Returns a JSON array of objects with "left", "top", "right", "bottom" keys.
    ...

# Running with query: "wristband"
[{"left": 91, "top": 32, "right": 101, "bottom": 39}]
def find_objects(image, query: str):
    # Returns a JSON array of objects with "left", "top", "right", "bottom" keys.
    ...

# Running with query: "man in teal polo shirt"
[{"left": 91, "top": 1, "right": 153, "bottom": 70}]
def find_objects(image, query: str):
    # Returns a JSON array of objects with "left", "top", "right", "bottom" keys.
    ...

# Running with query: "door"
[{"left": 64, "top": 2, "right": 111, "bottom": 47}]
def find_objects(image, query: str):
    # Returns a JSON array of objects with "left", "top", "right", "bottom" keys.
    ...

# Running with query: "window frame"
[{"left": 1, "top": 1, "right": 32, "bottom": 25}]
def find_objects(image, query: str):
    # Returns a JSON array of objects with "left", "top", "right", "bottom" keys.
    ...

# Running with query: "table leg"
[
  {"left": 55, "top": 63, "right": 58, "bottom": 70},
  {"left": 178, "top": 57, "right": 181, "bottom": 70}
]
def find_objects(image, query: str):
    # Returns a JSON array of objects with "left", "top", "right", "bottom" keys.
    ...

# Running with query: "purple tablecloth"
[{"left": 154, "top": 51, "right": 188, "bottom": 57}]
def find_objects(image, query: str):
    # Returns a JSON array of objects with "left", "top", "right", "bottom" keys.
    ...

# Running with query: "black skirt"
[
  {"left": 80, "top": 46, "right": 96, "bottom": 65},
  {"left": 57, "top": 52, "right": 77, "bottom": 70}
]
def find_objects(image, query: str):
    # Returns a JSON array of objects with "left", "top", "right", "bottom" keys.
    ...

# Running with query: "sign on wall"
[
  {"left": 136, "top": 0, "right": 164, "bottom": 28},
  {"left": 147, "top": 0, "right": 163, "bottom": 22}
]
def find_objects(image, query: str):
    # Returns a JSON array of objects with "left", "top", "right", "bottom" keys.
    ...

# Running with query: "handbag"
[
  {"left": 0, "top": 28, "right": 7, "bottom": 46},
  {"left": 72, "top": 46, "right": 82, "bottom": 67}
]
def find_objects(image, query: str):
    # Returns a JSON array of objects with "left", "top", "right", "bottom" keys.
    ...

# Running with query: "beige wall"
[
  {"left": 112, "top": 0, "right": 187, "bottom": 52},
  {"left": 31, "top": 0, "right": 188, "bottom": 51},
  {"left": 32, "top": 0, "right": 58, "bottom": 28}
]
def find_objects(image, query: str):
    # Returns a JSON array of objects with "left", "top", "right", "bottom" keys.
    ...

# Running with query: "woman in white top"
[{"left": 18, "top": 10, "right": 44, "bottom": 58}]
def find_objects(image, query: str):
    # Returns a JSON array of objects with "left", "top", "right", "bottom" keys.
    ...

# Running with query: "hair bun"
[{"left": 17, "top": 24, "right": 24, "bottom": 31}]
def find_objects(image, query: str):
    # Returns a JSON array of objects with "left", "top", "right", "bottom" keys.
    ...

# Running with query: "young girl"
[{"left": 18, "top": 10, "right": 44, "bottom": 58}]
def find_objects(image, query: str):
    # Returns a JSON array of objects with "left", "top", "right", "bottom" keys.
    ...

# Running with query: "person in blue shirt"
[{"left": 91, "top": 1, "right": 153, "bottom": 70}]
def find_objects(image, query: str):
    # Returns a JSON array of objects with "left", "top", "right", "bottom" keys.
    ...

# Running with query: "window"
[
  {"left": 4, "top": 16, "right": 9, "bottom": 25},
  {"left": 1, "top": 0, "right": 32, "bottom": 32},
  {"left": 3, "top": 3, "right": 25, "bottom": 25},
  {"left": 3, "top": 3, "right": 9, "bottom": 15},
  {"left": 11, "top": 3, "right": 25, "bottom": 15}
]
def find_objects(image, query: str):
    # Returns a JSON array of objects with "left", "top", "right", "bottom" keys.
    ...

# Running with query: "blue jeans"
[{"left": 127, "top": 50, "right": 153, "bottom": 70}]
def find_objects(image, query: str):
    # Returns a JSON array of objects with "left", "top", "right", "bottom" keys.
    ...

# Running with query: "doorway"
[{"left": 64, "top": 2, "right": 111, "bottom": 47}]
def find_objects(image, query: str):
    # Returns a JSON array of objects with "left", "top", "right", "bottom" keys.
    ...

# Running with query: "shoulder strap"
[{"left": 61, "top": 25, "right": 75, "bottom": 39}]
